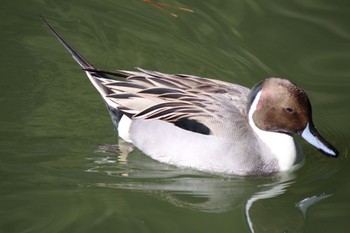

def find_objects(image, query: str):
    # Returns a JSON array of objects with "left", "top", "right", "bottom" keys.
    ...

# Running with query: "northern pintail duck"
[{"left": 43, "top": 18, "right": 338, "bottom": 176}]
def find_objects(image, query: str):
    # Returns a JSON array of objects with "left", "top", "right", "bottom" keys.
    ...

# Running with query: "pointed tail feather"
[
  {"left": 41, "top": 16, "right": 94, "bottom": 70},
  {"left": 42, "top": 16, "right": 128, "bottom": 131},
  {"left": 42, "top": 16, "right": 113, "bottom": 97}
]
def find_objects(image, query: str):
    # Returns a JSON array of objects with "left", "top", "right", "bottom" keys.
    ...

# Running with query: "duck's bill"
[{"left": 300, "top": 122, "right": 339, "bottom": 157}]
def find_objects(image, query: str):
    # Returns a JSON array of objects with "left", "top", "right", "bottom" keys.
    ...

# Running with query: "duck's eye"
[{"left": 285, "top": 107, "right": 294, "bottom": 113}]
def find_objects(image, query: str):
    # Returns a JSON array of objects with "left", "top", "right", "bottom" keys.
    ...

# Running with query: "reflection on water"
[
  {"left": 86, "top": 143, "right": 336, "bottom": 232},
  {"left": 245, "top": 175, "right": 295, "bottom": 232},
  {"left": 296, "top": 193, "right": 332, "bottom": 218},
  {"left": 143, "top": 0, "right": 194, "bottom": 18}
]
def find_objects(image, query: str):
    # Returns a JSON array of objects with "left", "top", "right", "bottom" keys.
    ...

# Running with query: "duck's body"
[
  {"left": 87, "top": 69, "right": 301, "bottom": 175},
  {"left": 43, "top": 18, "right": 338, "bottom": 176},
  {"left": 86, "top": 69, "right": 302, "bottom": 175}
]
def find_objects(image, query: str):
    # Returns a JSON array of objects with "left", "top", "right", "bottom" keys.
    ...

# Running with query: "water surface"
[{"left": 1, "top": 0, "right": 350, "bottom": 232}]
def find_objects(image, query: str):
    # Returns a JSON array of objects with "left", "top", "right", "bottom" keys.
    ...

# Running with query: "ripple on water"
[
  {"left": 298, "top": 52, "right": 350, "bottom": 81},
  {"left": 269, "top": 1, "right": 350, "bottom": 40}
]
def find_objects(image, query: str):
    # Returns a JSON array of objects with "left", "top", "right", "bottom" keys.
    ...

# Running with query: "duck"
[{"left": 42, "top": 17, "right": 338, "bottom": 176}]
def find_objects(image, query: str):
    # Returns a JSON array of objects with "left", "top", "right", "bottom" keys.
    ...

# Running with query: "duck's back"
[{"left": 101, "top": 69, "right": 252, "bottom": 140}]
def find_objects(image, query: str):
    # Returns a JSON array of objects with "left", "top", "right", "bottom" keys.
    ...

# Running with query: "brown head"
[{"left": 247, "top": 78, "right": 338, "bottom": 157}]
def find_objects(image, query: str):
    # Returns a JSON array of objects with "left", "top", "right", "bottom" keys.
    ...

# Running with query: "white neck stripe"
[{"left": 248, "top": 91, "right": 298, "bottom": 171}]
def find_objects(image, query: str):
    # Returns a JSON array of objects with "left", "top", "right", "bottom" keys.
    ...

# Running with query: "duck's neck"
[{"left": 248, "top": 91, "right": 299, "bottom": 171}]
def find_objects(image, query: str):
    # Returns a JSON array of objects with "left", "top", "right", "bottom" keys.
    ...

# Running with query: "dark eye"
[{"left": 285, "top": 107, "right": 294, "bottom": 113}]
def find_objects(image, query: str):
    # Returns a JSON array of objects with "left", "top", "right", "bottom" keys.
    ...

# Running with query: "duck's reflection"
[{"left": 89, "top": 143, "right": 332, "bottom": 233}]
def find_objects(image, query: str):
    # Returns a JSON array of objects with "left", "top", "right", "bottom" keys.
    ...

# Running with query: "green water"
[{"left": 1, "top": 0, "right": 350, "bottom": 232}]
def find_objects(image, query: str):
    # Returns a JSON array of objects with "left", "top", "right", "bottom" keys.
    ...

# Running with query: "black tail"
[
  {"left": 42, "top": 16, "right": 130, "bottom": 79},
  {"left": 41, "top": 16, "right": 94, "bottom": 70},
  {"left": 42, "top": 16, "right": 130, "bottom": 133}
]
